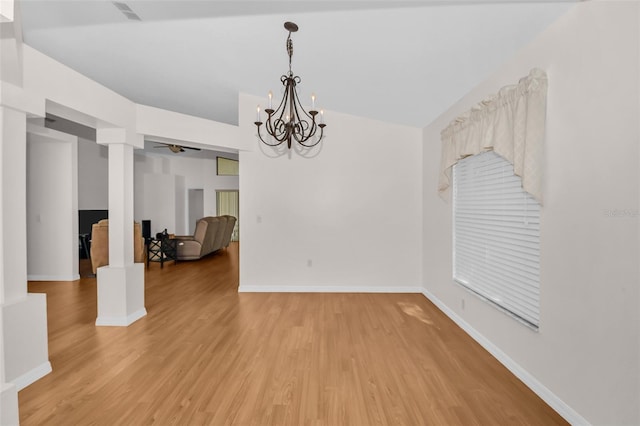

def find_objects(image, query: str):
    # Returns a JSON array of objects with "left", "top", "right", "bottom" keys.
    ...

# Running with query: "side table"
[{"left": 147, "top": 236, "right": 177, "bottom": 268}]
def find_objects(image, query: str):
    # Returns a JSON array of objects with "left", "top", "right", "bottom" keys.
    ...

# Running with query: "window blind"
[
  {"left": 217, "top": 157, "right": 239, "bottom": 176},
  {"left": 453, "top": 151, "right": 540, "bottom": 329}
]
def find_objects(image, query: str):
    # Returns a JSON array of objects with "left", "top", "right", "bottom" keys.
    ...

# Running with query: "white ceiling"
[{"left": 19, "top": 0, "right": 576, "bottom": 129}]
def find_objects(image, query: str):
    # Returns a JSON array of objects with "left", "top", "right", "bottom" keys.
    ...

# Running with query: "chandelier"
[{"left": 255, "top": 22, "right": 326, "bottom": 149}]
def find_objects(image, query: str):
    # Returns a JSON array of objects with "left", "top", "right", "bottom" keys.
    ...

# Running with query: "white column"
[
  {"left": 0, "top": 106, "right": 51, "bottom": 424},
  {"left": 2, "top": 2, "right": 51, "bottom": 420},
  {"left": 1, "top": 317, "right": 19, "bottom": 426},
  {"left": 95, "top": 128, "right": 146, "bottom": 326}
]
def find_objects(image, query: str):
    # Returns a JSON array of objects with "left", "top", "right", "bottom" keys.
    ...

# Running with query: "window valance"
[{"left": 438, "top": 68, "right": 548, "bottom": 204}]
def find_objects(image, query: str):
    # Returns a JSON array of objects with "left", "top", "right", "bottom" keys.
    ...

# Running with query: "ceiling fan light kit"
[{"left": 255, "top": 21, "right": 326, "bottom": 150}]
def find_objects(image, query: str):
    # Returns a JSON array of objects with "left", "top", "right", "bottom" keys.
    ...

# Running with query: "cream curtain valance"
[{"left": 438, "top": 68, "right": 547, "bottom": 204}]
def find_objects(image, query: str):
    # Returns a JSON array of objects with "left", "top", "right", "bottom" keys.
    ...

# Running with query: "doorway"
[
  {"left": 216, "top": 190, "right": 239, "bottom": 241},
  {"left": 188, "top": 189, "right": 204, "bottom": 235}
]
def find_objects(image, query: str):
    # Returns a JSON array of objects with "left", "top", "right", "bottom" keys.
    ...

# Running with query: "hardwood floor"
[{"left": 20, "top": 242, "right": 566, "bottom": 425}]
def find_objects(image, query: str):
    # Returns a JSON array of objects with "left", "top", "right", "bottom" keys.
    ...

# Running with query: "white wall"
[
  {"left": 175, "top": 175, "right": 186, "bottom": 234},
  {"left": 188, "top": 189, "right": 204, "bottom": 234},
  {"left": 26, "top": 126, "right": 79, "bottom": 281},
  {"left": 134, "top": 151, "right": 239, "bottom": 235},
  {"left": 77, "top": 138, "right": 108, "bottom": 210},
  {"left": 238, "top": 93, "right": 423, "bottom": 291},
  {"left": 142, "top": 173, "right": 175, "bottom": 236},
  {"left": 136, "top": 104, "right": 245, "bottom": 151},
  {"left": 422, "top": 2, "right": 639, "bottom": 425}
]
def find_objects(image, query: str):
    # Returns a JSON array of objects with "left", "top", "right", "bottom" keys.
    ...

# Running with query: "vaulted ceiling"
[{"left": 19, "top": 1, "right": 576, "bottom": 128}]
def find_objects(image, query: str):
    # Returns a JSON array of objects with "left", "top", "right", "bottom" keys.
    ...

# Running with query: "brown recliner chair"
[
  {"left": 220, "top": 215, "right": 237, "bottom": 248},
  {"left": 90, "top": 219, "right": 146, "bottom": 274},
  {"left": 174, "top": 216, "right": 221, "bottom": 261}
]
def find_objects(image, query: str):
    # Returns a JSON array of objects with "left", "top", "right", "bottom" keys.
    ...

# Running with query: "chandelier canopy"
[{"left": 255, "top": 22, "right": 326, "bottom": 149}]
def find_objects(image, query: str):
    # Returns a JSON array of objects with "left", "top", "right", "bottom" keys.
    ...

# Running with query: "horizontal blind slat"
[{"left": 453, "top": 151, "right": 541, "bottom": 328}]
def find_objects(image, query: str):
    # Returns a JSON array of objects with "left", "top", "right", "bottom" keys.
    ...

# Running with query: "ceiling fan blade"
[{"left": 150, "top": 142, "right": 200, "bottom": 153}]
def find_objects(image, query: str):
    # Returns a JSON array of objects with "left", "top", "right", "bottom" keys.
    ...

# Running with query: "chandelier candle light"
[{"left": 255, "top": 21, "right": 326, "bottom": 149}]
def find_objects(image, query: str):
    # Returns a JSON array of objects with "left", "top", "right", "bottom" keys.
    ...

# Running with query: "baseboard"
[
  {"left": 238, "top": 285, "right": 423, "bottom": 293},
  {"left": 421, "top": 289, "right": 590, "bottom": 426},
  {"left": 95, "top": 308, "right": 147, "bottom": 327},
  {"left": 27, "top": 274, "right": 80, "bottom": 282},
  {"left": 11, "top": 361, "right": 52, "bottom": 391}
]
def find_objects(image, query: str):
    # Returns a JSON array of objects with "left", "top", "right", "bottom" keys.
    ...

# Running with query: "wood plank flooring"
[{"left": 20, "top": 242, "right": 566, "bottom": 425}]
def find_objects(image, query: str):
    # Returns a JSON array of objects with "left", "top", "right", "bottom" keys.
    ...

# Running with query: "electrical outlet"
[
  {"left": 461, "top": 298, "right": 465, "bottom": 310},
  {"left": 307, "top": 259, "right": 313, "bottom": 267}
]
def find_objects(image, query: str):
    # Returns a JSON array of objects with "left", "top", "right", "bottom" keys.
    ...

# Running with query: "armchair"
[{"left": 90, "top": 220, "right": 146, "bottom": 274}]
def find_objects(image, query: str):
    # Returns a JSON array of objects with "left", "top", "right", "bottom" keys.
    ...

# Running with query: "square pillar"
[
  {"left": 95, "top": 263, "right": 145, "bottom": 326},
  {"left": 0, "top": 383, "right": 19, "bottom": 426},
  {"left": 95, "top": 129, "right": 146, "bottom": 326},
  {"left": 0, "top": 316, "right": 18, "bottom": 426},
  {"left": 0, "top": 105, "right": 51, "bottom": 415}
]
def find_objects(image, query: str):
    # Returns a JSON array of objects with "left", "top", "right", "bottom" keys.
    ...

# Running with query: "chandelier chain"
[{"left": 286, "top": 32, "right": 294, "bottom": 75}]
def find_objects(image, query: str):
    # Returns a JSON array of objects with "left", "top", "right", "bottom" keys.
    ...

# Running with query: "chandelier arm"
[
  {"left": 265, "top": 117, "right": 289, "bottom": 143},
  {"left": 290, "top": 80, "right": 318, "bottom": 143},
  {"left": 274, "top": 75, "right": 290, "bottom": 113},
  {"left": 290, "top": 102, "right": 309, "bottom": 141},
  {"left": 258, "top": 126, "right": 284, "bottom": 146},
  {"left": 264, "top": 79, "right": 293, "bottom": 144},
  {"left": 274, "top": 77, "right": 292, "bottom": 126},
  {"left": 298, "top": 125, "right": 324, "bottom": 148},
  {"left": 291, "top": 92, "right": 307, "bottom": 138},
  {"left": 291, "top": 121, "right": 306, "bottom": 144},
  {"left": 290, "top": 114, "right": 313, "bottom": 144},
  {"left": 292, "top": 79, "right": 317, "bottom": 121},
  {"left": 293, "top": 93, "right": 314, "bottom": 142},
  {"left": 256, "top": 123, "right": 286, "bottom": 147},
  {"left": 290, "top": 116, "right": 315, "bottom": 145}
]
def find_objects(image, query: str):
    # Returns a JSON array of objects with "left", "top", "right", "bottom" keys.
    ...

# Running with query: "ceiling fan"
[{"left": 153, "top": 143, "right": 201, "bottom": 154}]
